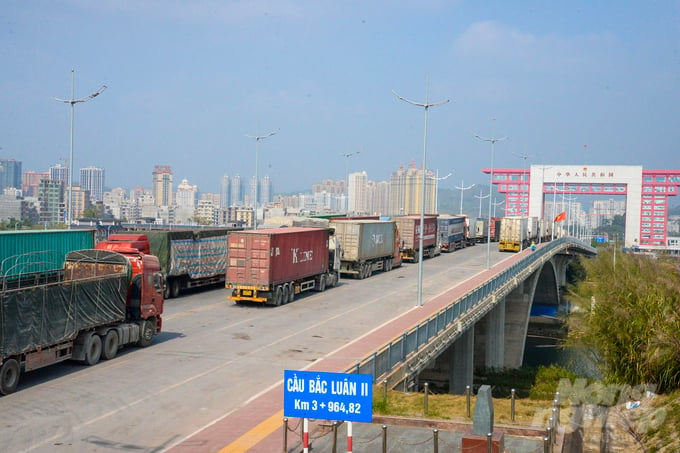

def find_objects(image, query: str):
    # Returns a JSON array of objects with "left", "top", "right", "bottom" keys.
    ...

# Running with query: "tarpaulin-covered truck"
[
  {"left": 437, "top": 215, "right": 467, "bottom": 252},
  {"left": 394, "top": 215, "right": 439, "bottom": 262},
  {"left": 330, "top": 219, "right": 401, "bottom": 279},
  {"left": 97, "top": 228, "right": 234, "bottom": 298},
  {"left": 226, "top": 227, "right": 339, "bottom": 306},
  {"left": 0, "top": 248, "right": 164, "bottom": 395}
]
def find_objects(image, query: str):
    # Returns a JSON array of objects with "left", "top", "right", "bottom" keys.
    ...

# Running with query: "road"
[{"left": 0, "top": 244, "right": 510, "bottom": 453}]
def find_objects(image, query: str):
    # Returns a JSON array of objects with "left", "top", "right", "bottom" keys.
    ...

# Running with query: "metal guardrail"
[{"left": 347, "top": 237, "right": 596, "bottom": 385}]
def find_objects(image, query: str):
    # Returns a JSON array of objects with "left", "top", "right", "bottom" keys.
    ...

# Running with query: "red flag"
[{"left": 554, "top": 212, "right": 567, "bottom": 223}]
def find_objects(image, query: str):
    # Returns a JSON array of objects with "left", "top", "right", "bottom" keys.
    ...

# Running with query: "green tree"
[{"left": 567, "top": 251, "right": 680, "bottom": 392}]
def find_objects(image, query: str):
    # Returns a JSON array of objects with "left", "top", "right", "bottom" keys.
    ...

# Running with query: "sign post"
[{"left": 283, "top": 370, "right": 373, "bottom": 423}]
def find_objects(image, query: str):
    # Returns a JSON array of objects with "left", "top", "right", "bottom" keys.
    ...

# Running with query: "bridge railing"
[{"left": 348, "top": 237, "right": 595, "bottom": 384}]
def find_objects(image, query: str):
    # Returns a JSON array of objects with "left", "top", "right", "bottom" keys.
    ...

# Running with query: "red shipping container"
[{"left": 226, "top": 228, "right": 331, "bottom": 287}]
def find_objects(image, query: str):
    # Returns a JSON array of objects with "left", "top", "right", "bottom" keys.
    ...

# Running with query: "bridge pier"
[
  {"left": 449, "top": 324, "right": 475, "bottom": 394},
  {"left": 503, "top": 271, "right": 541, "bottom": 368}
]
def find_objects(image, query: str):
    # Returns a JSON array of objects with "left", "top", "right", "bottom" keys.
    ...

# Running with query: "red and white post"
[
  {"left": 303, "top": 418, "right": 309, "bottom": 453},
  {"left": 347, "top": 421, "right": 353, "bottom": 453}
]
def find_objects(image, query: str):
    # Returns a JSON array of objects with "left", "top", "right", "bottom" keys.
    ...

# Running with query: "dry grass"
[{"left": 373, "top": 389, "right": 569, "bottom": 426}]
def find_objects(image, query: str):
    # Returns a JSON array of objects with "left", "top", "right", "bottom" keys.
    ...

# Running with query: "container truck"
[
  {"left": 97, "top": 228, "right": 235, "bottom": 298},
  {"left": 473, "top": 218, "right": 489, "bottom": 243},
  {"left": 226, "top": 227, "right": 340, "bottom": 306},
  {"left": 0, "top": 248, "right": 164, "bottom": 395},
  {"left": 499, "top": 216, "right": 540, "bottom": 252},
  {"left": 0, "top": 229, "right": 95, "bottom": 275},
  {"left": 330, "top": 219, "right": 401, "bottom": 279},
  {"left": 437, "top": 215, "right": 467, "bottom": 252},
  {"left": 394, "top": 215, "right": 439, "bottom": 262},
  {"left": 489, "top": 217, "right": 502, "bottom": 242}
]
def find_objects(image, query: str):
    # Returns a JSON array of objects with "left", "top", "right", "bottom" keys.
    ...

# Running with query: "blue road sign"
[{"left": 283, "top": 370, "right": 373, "bottom": 423}]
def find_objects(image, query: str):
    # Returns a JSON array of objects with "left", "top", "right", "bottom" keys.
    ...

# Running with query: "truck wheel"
[
  {"left": 0, "top": 358, "right": 20, "bottom": 395},
  {"left": 137, "top": 320, "right": 155, "bottom": 347},
  {"left": 288, "top": 283, "right": 295, "bottom": 303},
  {"left": 101, "top": 330, "right": 119, "bottom": 360},
  {"left": 281, "top": 285, "right": 289, "bottom": 305},
  {"left": 170, "top": 279, "right": 181, "bottom": 298},
  {"left": 274, "top": 286, "right": 283, "bottom": 306},
  {"left": 84, "top": 334, "right": 102, "bottom": 366}
]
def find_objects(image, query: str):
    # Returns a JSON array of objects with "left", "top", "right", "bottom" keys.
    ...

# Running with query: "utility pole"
[
  {"left": 53, "top": 70, "right": 107, "bottom": 228},
  {"left": 393, "top": 77, "right": 449, "bottom": 307},
  {"left": 432, "top": 170, "right": 452, "bottom": 214}
]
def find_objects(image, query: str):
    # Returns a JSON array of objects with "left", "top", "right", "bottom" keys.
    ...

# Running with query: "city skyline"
[{"left": 1, "top": 2, "right": 678, "bottom": 195}]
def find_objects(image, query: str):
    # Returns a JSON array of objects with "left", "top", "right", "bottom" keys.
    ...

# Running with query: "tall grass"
[{"left": 566, "top": 250, "right": 680, "bottom": 393}]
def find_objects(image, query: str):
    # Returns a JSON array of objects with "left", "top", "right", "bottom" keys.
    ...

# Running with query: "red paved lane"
[{"left": 167, "top": 249, "right": 531, "bottom": 453}]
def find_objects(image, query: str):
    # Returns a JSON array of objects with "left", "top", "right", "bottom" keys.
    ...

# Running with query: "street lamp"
[
  {"left": 512, "top": 152, "right": 533, "bottom": 216},
  {"left": 455, "top": 180, "right": 475, "bottom": 215},
  {"left": 341, "top": 151, "right": 360, "bottom": 214},
  {"left": 53, "top": 69, "right": 107, "bottom": 228},
  {"left": 432, "top": 170, "right": 452, "bottom": 214},
  {"left": 492, "top": 197, "right": 505, "bottom": 218},
  {"left": 474, "top": 189, "right": 490, "bottom": 218},
  {"left": 473, "top": 122, "right": 507, "bottom": 269},
  {"left": 393, "top": 78, "right": 449, "bottom": 307},
  {"left": 246, "top": 129, "right": 278, "bottom": 228}
]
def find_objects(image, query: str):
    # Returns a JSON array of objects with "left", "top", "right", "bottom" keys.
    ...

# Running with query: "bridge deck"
[{"left": 166, "top": 239, "right": 598, "bottom": 452}]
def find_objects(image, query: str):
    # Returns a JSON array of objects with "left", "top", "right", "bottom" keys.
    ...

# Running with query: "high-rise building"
[
  {"left": 220, "top": 175, "right": 230, "bottom": 208},
  {"left": 152, "top": 165, "right": 173, "bottom": 207},
  {"left": 260, "top": 175, "right": 272, "bottom": 205},
  {"left": 388, "top": 162, "right": 435, "bottom": 216},
  {"left": 230, "top": 174, "right": 242, "bottom": 206},
  {"left": 21, "top": 171, "right": 49, "bottom": 197},
  {"left": 348, "top": 171, "right": 368, "bottom": 214},
  {"left": 49, "top": 163, "right": 69, "bottom": 184},
  {"left": 175, "top": 179, "right": 198, "bottom": 207},
  {"left": 0, "top": 158, "right": 22, "bottom": 191},
  {"left": 367, "top": 180, "right": 390, "bottom": 216},
  {"left": 80, "top": 166, "right": 105, "bottom": 203},
  {"left": 38, "top": 179, "right": 64, "bottom": 225},
  {"left": 69, "top": 185, "right": 91, "bottom": 219}
]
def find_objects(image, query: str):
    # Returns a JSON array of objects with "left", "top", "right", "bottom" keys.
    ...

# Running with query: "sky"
[{"left": 2, "top": 1, "right": 679, "bottom": 196}]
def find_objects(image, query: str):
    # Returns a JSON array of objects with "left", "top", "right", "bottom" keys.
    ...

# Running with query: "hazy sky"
[{"left": 2, "top": 1, "right": 679, "bottom": 195}]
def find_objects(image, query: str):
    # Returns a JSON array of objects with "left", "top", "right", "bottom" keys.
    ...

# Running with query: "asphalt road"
[{"left": 0, "top": 244, "right": 510, "bottom": 453}]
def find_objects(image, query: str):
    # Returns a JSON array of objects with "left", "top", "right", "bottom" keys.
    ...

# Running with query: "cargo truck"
[
  {"left": 499, "top": 216, "right": 540, "bottom": 252},
  {"left": 473, "top": 218, "right": 489, "bottom": 243},
  {"left": 330, "top": 219, "right": 401, "bottom": 279},
  {"left": 0, "top": 248, "right": 164, "bottom": 395},
  {"left": 97, "top": 228, "right": 235, "bottom": 298},
  {"left": 489, "top": 217, "right": 502, "bottom": 242},
  {"left": 226, "top": 227, "right": 340, "bottom": 306},
  {"left": 394, "top": 215, "right": 439, "bottom": 262},
  {"left": 437, "top": 215, "right": 467, "bottom": 252},
  {"left": 0, "top": 229, "right": 96, "bottom": 274}
]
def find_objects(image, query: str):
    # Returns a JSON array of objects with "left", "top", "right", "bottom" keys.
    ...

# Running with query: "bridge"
[{"left": 348, "top": 236, "right": 596, "bottom": 394}]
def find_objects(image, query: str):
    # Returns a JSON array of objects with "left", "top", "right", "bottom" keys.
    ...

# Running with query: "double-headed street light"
[
  {"left": 246, "top": 129, "right": 278, "bottom": 228},
  {"left": 53, "top": 70, "right": 107, "bottom": 228},
  {"left": 474, "top": 123, "right": 507, "bottom": 270},
  {"left": 341, "top": 151, "right": 360, "bottom": 213},
  {"left": 432, "top": 170, "right": 452, "bottom": 214},
  {"left": 455, "top": 180, "right": 475, "bottom": 215},
  {"left": 393, "top": 79, "right": 449, "bottom": 307}
]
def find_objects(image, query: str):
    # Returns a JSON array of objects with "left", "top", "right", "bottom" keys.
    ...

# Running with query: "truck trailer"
[
  {"left": 0, "top": 248, "right": 164, "bottom": 395},
  {"left": 499, "top": 216, "right": 539, "bottom": 252},
  {"left": 0, "top": 229, "right": 95, "bottom": 275},
  {"left": 394, "top": 215, "right": 439, "bottom": 262},
  {"left": 226, "top": 227, "right": 340, "bottom": 306},
  {"left": 437, "top": 215, "right": 467, "bottom": 252},
  {"left": 97, "top": 228, "right": 235, "bottom": 298},
  {"left": 330, "top": 219, "right": 401, "bottom": 279}
]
